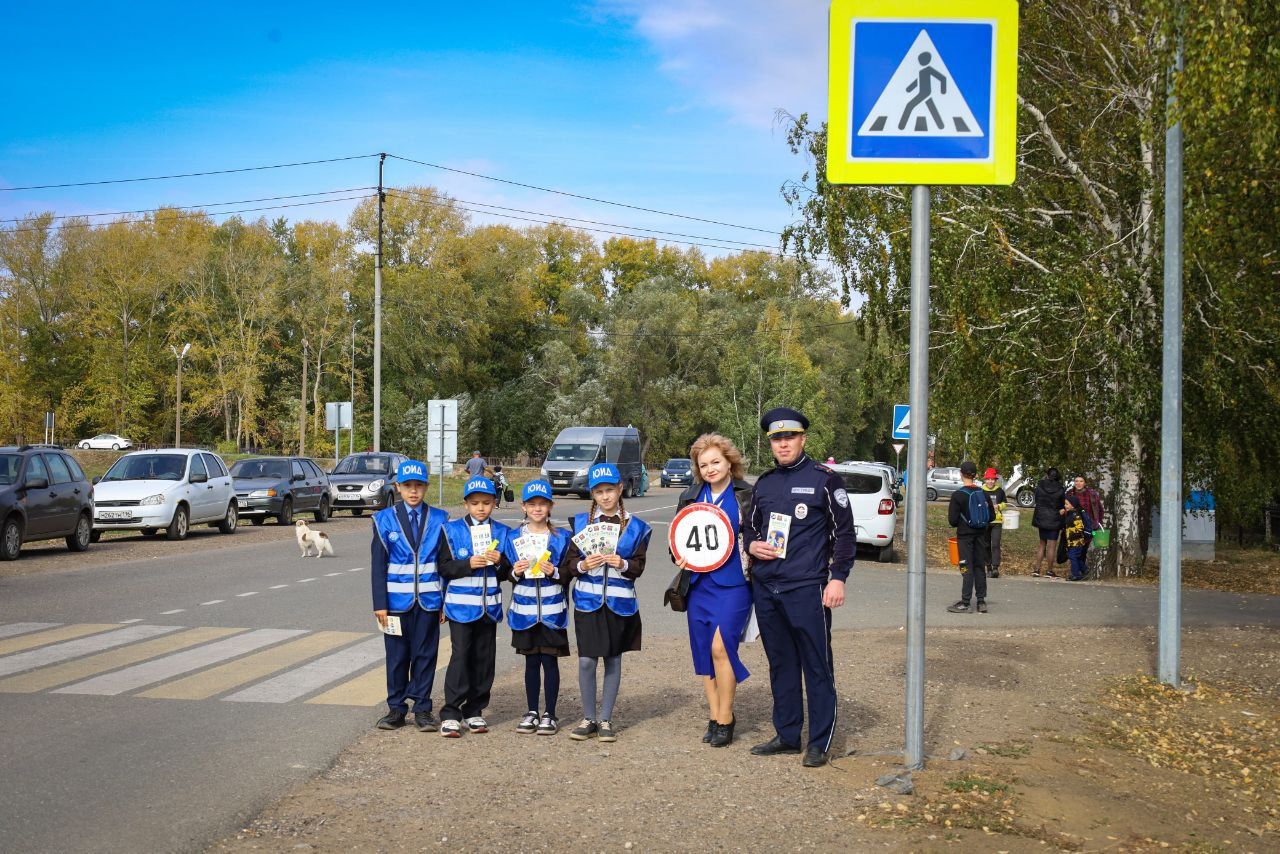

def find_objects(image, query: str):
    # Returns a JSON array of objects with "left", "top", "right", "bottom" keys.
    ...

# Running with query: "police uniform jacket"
[{"left": 743, "top": 454, "right": 857, "bottom": 591}]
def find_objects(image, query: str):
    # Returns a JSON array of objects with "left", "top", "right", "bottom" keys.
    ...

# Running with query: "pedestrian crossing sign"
[{"left": 827, "top": 0, "right": 1019, "bottom": 186}]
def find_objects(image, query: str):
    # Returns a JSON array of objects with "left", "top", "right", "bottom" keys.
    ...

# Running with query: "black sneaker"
[
  {"left": 976, "top": 601, "right": 988, "bottom": 613},
  {"left": 414, "top": 709, "right": 439, "bottom": 732},
  {"left": 597, "top": 720, "right": 617, "bottom": 742},
  {"left": 946, "top": 600, "right": 971, "bottom": 613},
  {"left": 536, "top": 713, "right": 558, "bottom": 736},
  {"left": 516, "top": 711, "right": 539, "bottom": 734},
  {"left": 376, "top": 709, "right": 407, "bottom": 730},
  {"left": 569, "top": 719, "right": 598, "bottom": 740},
  {"left": 989, "top": 567, "right": 1001, "bottom": 578}
]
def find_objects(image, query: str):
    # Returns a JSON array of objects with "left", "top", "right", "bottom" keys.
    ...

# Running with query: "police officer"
[{"left": 744, "top": 407, "right": 857, "bottom": 767}]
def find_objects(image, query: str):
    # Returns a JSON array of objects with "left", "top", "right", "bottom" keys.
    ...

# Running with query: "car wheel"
[
  {"left": 218, "top": 502, "right": 237, "bottom": 534},
  {"left": 1, "top": 516, "right": 22, "bottom": 561},
  {"left": 381, "top": 493, "right": 394, "bottom": 510},
  {"left": 277, "top": 498, "right": 293, "bottom": 526},
  {"left": 165, "top": 505, "right": 190, "bottom": 541},
  {"left": 876, "top": 543, "right": 895, "bottom": 563},
  {"left": 926, "top": 487, "right": 938, "bottom": 502},
  {"left": 352, "top": 508, "right": 364, "bottom": 516},
  {"left": 79, "top": 442, "right": 90, "bottom": 450},
  {"left": 314, "top": 497, "right": 330, "bottom": 523},
  {"left": 111, "top": 443, "right": 120, "bottom": 451},
  {"left": 89, "top": 530, "right": 102, "bottom": 543},
  {"left": 66, "top": 513, "right": 92, "bottom": 552},
  {"left": 1017, "top": 488, "right": 1035, "bottom": 509},
  {"left": 251, "top": 517, "right": 265, "bottom": 526}
]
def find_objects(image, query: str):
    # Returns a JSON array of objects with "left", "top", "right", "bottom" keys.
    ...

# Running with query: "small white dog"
[{"left": 295, "top": 519, "right": 335, "bottom": 558}]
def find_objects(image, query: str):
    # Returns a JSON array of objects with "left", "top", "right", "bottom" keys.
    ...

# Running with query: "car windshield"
[
  {"left": 665, "top": 459, "right": 692, "bottom": 471},
  {"left": 547, "top": 443, "right": 599, "bottom": 462},
  {"left": 230, "top": 459, "right": 291, "bottom": 479},
  {"left": 843, "top": 473, "right": 884, "bottom": 494},
  {"left": 0, "top": 454, "right": 19, "bottom": 486},
  {"left": 333, "top": 455, "right": 390, "bottom": 475},
  {"left": 102, "top": 454, "right": 187, "bottom": 482}
]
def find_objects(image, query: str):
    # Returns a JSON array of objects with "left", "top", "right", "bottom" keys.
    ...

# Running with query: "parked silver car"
[{"left": 925, "top": 466, "right": 964, "bottom": 501}]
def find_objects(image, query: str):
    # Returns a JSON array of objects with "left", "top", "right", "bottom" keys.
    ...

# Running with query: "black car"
[
  {"left": 230, "top": 457, "right": 331, "bottom": 525},
  {"left": 661, "top": 458, "right": 694, "bottom": 488},
  {"left": 328, "top": 452, "right": 407, "bottom": 516},
  {"left": 0, "top": 445, "right": 94, "bottom": 560}
]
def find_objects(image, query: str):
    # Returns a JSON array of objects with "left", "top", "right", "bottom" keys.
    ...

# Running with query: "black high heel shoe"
[
  {"left": 702, "top": 719, "right": 715, "bottom": 744},
  {"left": 710, "top": 717, "right": 735, "bottom": 748}
]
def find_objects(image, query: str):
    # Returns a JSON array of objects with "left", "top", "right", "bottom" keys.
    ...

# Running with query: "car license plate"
[
  {"left": 99, "top": 511, "right": 133, "bottom": 520},
  {"left": 237, "top": 499, "right": 248, "bottom": 508},
  {"left": 553, "top": 480, "right": 569, "bottom": 486},
  {"left": 336, "top": 494, "right": 359, "bottom": 502}
]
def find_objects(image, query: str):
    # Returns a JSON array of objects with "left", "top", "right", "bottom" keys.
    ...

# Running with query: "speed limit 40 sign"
[{"left": 668, "top": 502, "right": 736, "bottom": 573}]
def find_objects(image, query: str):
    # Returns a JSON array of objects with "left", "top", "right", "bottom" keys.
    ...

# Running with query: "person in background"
[
  {"left": 1066, "top": 475, "right": 1104, "bottom": 532},
  {"left": 1031, "top": 467, "right": 1065, "bottom": 578},
  {"left": 946, "top": 461, "right": 996, "bottom": 613},
  {"left": 464, "top": 450, "right": 487, "bottom": 478},
  {"left": 981, "top": 467, "right": 1007, "bottom": 578},
  {"left": 1062, "top": 494, "right": 1096, "bottom": 581}
]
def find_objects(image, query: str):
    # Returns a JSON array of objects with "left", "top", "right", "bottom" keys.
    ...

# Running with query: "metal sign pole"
[
  {"left": 1158, "top": 41, "right": 1184, "bottom": 687},
  {"left": 903, "top": 184, "right": 931, "bottom": 770},
  {"left": 438, "top": 402, "right": 446, "bottom": 506}
]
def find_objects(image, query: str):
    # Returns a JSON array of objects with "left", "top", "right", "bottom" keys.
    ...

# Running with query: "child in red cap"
[{"left": 981, "top": 467, "right": 1007, "bottom": 578}]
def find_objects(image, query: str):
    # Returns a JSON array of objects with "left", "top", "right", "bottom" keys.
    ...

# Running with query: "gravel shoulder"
[{"left": 212, "top": 625, "right": 1278, "bottom": 852}]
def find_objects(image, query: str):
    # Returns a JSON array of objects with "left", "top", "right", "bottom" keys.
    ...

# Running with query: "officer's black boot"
[{"left": 702, "top": 719, "right": 715, "bottom": 744}]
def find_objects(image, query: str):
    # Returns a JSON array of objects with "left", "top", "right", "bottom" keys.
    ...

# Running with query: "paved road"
[{"left": 0, "top": 489, "right": 1276, "bottom": 852}]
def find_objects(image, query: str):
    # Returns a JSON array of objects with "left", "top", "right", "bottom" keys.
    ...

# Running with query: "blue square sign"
[
  {"left": 850, "top": 22, "right": 994, "bottom": 161},
  {"left": 893, "top": 404, "right": 911, "bottom": 441}
]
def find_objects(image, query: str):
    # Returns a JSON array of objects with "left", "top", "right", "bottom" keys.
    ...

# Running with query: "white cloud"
[{"left": 597, "top": 0, "right": 828, "bottom": 129}]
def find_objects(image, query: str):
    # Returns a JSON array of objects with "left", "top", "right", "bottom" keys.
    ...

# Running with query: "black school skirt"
[
  {"left": 511, "top": 623, "right": 570, "bottom": 657},
  {"left": 574, "top": 607, "right": 642, "bottom": 658}
]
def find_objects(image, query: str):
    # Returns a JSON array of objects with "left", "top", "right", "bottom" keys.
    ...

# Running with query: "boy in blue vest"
[
  {"left": 371, "top": 459, "right": 450, "bottom": 732},
  {"left": 438, "top": 476, "right": 513, "bottom": 737}
]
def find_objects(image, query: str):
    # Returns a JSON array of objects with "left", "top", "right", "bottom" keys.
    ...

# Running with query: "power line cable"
[
  {"left": 386, "top": 153, "right": 781, "bottom": 236},
  {"left": 0, "top": 154, "right": 378, "bottom": 192},
  {"left": 0, "top": 187, "right": 375, "bottom": 224}
]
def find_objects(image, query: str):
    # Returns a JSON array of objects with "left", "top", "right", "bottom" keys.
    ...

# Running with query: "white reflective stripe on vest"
[
  {"left": 386, "top": 581, "right": 417, "bottom": 594},
  {"left": 511, "top": 600, "right": 566, "bottom": 616}
]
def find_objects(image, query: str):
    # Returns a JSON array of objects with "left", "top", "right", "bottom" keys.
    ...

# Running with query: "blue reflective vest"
[
  {"left": 373, "top": 504, "right": 447, "bottom": 612},
  {"left": 570, "top": 512, "right": 652, "bottom": 617},
  {"left": 442, "top": 517, "right": 513, "bottom": 623},
  {"left": 503, "top": 526, "right": 571, "bottom": 631}
]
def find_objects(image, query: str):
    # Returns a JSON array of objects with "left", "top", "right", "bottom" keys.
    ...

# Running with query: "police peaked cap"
[{"left": 760, "top": 407, "right": 809, "bottom": 437}]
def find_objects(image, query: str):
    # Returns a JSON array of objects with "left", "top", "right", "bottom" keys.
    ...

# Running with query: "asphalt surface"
[{"left": 0, "top": 489, "right": 1276, "bottom": 852}]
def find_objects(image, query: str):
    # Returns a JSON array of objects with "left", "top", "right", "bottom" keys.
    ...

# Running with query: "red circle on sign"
[{"left": 668, "top": 502, "right": 736, "bottom": 573}]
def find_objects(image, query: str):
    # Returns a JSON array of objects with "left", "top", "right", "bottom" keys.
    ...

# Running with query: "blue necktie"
[{"left": 408, "top": 509, "right": 420, "bottom": 539}]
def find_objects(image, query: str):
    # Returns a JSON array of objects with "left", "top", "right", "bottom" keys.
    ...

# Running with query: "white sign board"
[
  {"left": 428, "top": 399, "right": 459, "bottom": 468},
  {"left": 325, "top": 401, "right": 352, "bottom": 431}
]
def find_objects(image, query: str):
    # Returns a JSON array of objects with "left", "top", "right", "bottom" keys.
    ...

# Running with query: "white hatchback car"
[
  {"left": 91, "top": 449, "right": 237, "bottom": 541},
  {"left": 77, "top": 433, "right": 133, "bottom": 451},
  {"left": 829, "top": 461, "right": 899, "bottom": 562}
]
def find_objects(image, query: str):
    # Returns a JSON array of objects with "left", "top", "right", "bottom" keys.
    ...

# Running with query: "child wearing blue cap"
[
  {"left": 503, "top": 479, "right": 574, "bottom": 736},
  {"left": 565, "top": 463, "right": 652, "bottom": 743},
  {"left": 370, "top": 460, "right": 449, "bottom": 732},
  {"left": 437, "top": 475, "right": 513, "bottom": 737}
]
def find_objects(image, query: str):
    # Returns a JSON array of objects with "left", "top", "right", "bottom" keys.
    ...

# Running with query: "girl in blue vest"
[
  {"left": 437, "top": 476, "right": 513, "bottom": 737},
  {"left": 503, "top": 479, "right": 573, "bottom": 736},
  {"left": 566, "top": 463, "right": 651, "bottom": 743},
  {"left": 675, "top": 433, "right": 754, "bottom": 748},
  {"left": 370, "top": 460, "right": 449, "bottom": 733}
]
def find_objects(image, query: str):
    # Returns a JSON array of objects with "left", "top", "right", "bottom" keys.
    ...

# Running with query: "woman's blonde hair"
[{"left": 689, "top": 433, "right": 746, "bottom": 484}]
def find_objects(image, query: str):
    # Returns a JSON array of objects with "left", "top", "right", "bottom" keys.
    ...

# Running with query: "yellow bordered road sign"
[{"left": 827, "top": 0, "right": 1019, "bottom": 185}]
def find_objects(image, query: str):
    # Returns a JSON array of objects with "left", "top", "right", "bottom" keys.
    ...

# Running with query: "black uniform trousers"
[
  {"left": 957, "top": 532, "right": 989, "bottom": 603},
  {"left": 384, "top": 605, "right": 441, "bottom": 713},
  {"left": 441, "top": 618, "right": 498, "bottom": 721},
  {"left": 752, "top": 580, "right": 837, "bottom": 752}
]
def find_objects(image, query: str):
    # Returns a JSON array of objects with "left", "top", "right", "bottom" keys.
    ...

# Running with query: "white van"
[{"left": 541, "top": 427, "right": 644, "bottom": 498}]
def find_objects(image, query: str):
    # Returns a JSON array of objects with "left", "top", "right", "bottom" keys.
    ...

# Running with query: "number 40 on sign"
[{"left": 668, "top": 503, "right": 736, "bottom": 573}]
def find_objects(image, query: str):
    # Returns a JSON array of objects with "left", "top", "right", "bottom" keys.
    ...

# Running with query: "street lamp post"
[{"left": 170, "top": 342, "right": 191, "bottom": 448}]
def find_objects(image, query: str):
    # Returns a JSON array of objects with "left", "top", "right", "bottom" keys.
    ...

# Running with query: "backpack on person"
[{"left": 960, "top": 486, "right": 991, "bottom": 529}]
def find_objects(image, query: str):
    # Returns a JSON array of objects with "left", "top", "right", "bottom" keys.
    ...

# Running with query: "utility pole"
[
  {"left": 373, "top": 153, "right": 385, "bottom": 452},
  {"left": 300, "top": 338, "right": 308, "bottom": 456},
  {"left": 170, "top": 342, "right": 191, "bottom": 448},
  {"left": 350, "top": 318, "right": 358, "bottom": 457}
]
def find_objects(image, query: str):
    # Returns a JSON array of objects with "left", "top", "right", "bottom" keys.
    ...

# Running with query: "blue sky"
[{"left": 1, "top": 1, "right": 830, "bottom": 255}]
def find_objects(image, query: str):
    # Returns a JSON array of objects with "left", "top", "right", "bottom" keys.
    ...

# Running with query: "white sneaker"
[
  {"left": 440, "top": 719, "right": 463, "bottom": 738},
  {"left": 465, "top": 716, "right": 489, "bottom": 733},
  {"left": 516, "top": 711, "right": 538, "bottom": 734},
  {"left": 537, "top": 713, "right": 558, "bottom": 736}
]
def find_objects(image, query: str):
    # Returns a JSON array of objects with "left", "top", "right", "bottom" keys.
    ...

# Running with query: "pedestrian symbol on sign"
[{"left": 858, "top": 30, "right": 982, "bottom": 138}]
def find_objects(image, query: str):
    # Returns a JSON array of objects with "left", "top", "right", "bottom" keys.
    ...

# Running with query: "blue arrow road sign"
[{"left": 893, "top": 404, "right": 911, "bottom": 440}]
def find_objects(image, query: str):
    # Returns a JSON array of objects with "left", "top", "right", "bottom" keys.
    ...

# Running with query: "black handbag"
[
  {"left": 664, "top": 568, "right": 693, "bottom": 612},
  {"left": 504, "top": 488, "right": 515, "bottom": 503}
]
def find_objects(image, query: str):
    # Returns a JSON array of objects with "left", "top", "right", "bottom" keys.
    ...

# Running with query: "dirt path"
[{"left": 213, "top": 626, "right": 1277, "bottom": 852}]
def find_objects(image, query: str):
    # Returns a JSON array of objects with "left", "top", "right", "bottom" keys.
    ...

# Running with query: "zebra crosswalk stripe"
[
  {"left": 225, "top": 636, "right": 386, "bottom": 704},
  {"left": 141, "top": 631, "right": 368, "bottom": 701},
  {"left": 305, "top": 637, "right": 453, "bottom": 707},
  {"left": 0, "top": 622, "right": 60, "bottom": 639},
  {"left": 0, "top": 624, "right": 119, "bottom": 657},
  {"left": 0, "top": 624, "right": 180, "bottom": 678},
  {"left": 0, "top": 627, "right": 242, "bottom": 694},
  {"left": 53, "top": 629, "right": 307, "bottom": 696}
]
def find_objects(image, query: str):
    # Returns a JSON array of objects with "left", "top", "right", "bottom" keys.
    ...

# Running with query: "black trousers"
[
  {"left": 384, "top": 606, "right": 440, "bottom": 713},
  {"left": 957, "top": 532, "right": 989, "bottom": 602},
  {"left": 441, "top": 618, "right": 498, "bottom": 721},
  {"left": 752, "top": 580, "right": 837, "bottom": 752}
]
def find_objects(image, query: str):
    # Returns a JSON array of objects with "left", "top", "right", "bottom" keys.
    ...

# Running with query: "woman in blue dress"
[{"left": 675, "top": 433, "right": 753, "bottom": 748}]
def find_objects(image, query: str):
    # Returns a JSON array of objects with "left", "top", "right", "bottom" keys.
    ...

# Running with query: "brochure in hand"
[
  {"left": 513, "top": 532, "right": 550, "bottom": 578},
  {"left": 469, "top": 523, "right": 495, "bottom": 563},
  {"left": 766, "top": 512, "right": 791, "bottom": 560},
  {"left": 571, "top": 522, "right": 621, "bottom": 556}
]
